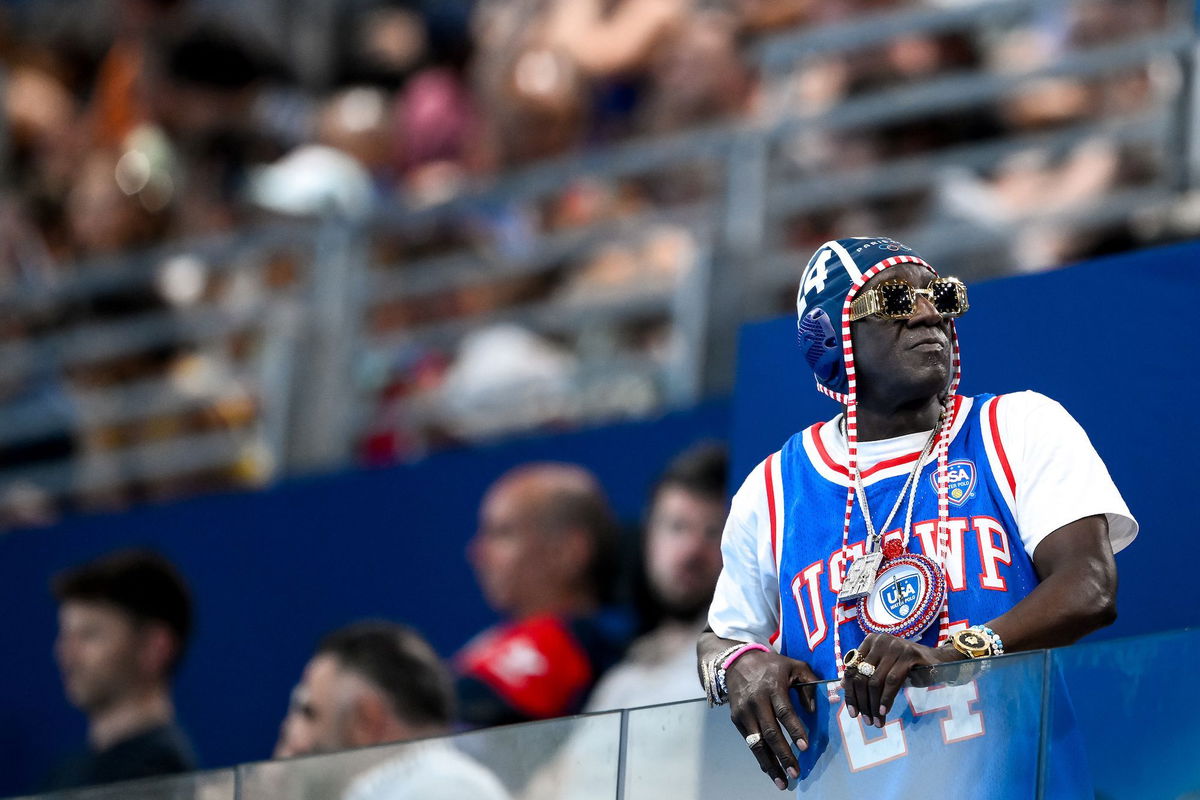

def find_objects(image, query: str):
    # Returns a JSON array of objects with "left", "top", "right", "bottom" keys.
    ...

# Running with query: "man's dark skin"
[{"left": 698, "top": 263, "right": 1119, "bottom": 790}]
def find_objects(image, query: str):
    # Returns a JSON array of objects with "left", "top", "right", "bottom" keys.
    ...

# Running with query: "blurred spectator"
[
  {"left": 45, "top": 549, "right": 195, "bottom": 791},
  {"left": 247, "top": 141, "right": 375, "bottom": 218},
  {"left": 272, "top": 683, "right": 313, "bottom": 759},
  {"left": 734, "top": 0, "right": 815, "bottom": 34},
  {"left": 328, "top": 0, "right": 474, "bottom": 90},
  {"left": 639, "top": 9, "right": 752, "bottom": 136},
  {"left": 471, "top": 0, "right": 755, "bottom": 165},
  {"left": 455, "top": 463, "right": 631, "bottom": 727},
  {"left": 586, "top": 442, "right": 728, "bottom": 712},
  {"left": 274, "top": 620, "right": 510, "bottom": 800},
  {"left": 394, "top": 67, "right": 478, "bottom": 203},
  {"left": 64, "top": 148, "right": 168, "bottom": 256},
  {"left": 89, "top": 0, "right": 190, "bottom": 151},
  {"left": 0, "top": 291, "right": 79, "bottom": 528},
  {"left": 145, "top": 20, "right": 291, "bottom": 238}
]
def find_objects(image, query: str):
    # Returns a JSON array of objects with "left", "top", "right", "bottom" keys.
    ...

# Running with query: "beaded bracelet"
[
  {"left": 974, "top": 625, "right": 1005, "bottom": 655},
  {"left": 705, "top": 643, "right": 772, "bottom": 706},
  {"left": 704, "top": 644, "right": 745, "bottom": 706}
]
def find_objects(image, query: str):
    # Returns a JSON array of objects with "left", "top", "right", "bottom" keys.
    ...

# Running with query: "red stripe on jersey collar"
[{"left": 809, "top": 396, "right": 964, "bottom": 479}]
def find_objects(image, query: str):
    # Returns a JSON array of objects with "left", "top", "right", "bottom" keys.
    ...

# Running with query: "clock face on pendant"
[{"left": 857, "top": 553, "right": 946, "bottom": 639}]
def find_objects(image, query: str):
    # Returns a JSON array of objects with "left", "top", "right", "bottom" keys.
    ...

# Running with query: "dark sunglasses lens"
[
  {"left": 880, "top": 283, "right": 915, "bottom": 316},
  {"left": 931, "top": 281, "right": 965, "bottom": 315}
]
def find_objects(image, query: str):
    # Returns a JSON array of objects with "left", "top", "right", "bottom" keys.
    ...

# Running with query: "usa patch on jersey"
[{"left": 931, "top": 458, "right": 976, "bottom": 506}]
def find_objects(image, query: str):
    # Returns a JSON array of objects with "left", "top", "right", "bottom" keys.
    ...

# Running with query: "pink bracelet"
[{"left": 721, "top": 642, "right": 770, "bottom": 670}]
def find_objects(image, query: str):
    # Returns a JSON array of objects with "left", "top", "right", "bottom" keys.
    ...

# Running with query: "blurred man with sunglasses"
[{"left": 697, "top": 237, "right": 1136, "bottom": 795}]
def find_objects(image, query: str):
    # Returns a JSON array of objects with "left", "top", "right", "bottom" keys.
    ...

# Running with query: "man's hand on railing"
[
  {"left": 840, "top": 633, "right": 964, "bottom": 729},
  {"left": 698, "top": 630, "right": 818, "bottom": 791}
]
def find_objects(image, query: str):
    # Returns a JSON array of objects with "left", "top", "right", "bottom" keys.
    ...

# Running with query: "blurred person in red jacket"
[{"left": 455, "top": 463, "right": 631, "bottom": 727}]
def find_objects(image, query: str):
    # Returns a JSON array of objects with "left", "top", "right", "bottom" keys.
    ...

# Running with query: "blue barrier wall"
[
  {"left": 730, "top": 240, "right": 1199, "bottom": 645},
  {"left": 0, "top": 401, "right": 729, "bottom": 796}
]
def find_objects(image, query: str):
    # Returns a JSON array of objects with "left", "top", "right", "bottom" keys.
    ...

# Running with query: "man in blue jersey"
[{"left": 697, "top": 237, "right": 1136, "bottom": 792}]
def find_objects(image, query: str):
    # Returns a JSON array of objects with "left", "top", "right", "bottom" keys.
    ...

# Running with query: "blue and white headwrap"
[{"left": 796, "top": 236, "right": 961, "bottom": 403}]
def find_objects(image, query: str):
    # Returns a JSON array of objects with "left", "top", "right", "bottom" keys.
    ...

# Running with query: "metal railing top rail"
[
  {"left": 0, "top": 427, "right": 256, "bottom": 503},
  {"left": 913, "top": 183, "right": 1182, "bottom": 257},
  {"left": 765, "top": 29, "right": 1191, "bottom": 142},
  {"left": 364, "top": 286, "right": 681, "bottom": 363},
  {"left": 362, "top": 36, "right": 1183, "bottom": 309},
  {"left": 366, "top": 204, "right": 714, "bottom": 305},
  {"left": 0, "top": 221, "right": 315, "bottom": 311},
  {"left": 0, "top": 302, "right": 273, "bottom": 380},
  {"left": 363, "top": 29, "right": 1187, "bottom": 239},
  {"left": 363, "top": 0, "right": 1191, "bottom": 232},
  {"left": 354, "top": 352, "right": 671, "bottom": 445},
  {"left": 364, "top": 122, "right": 741, "bottom": 233},
  {"left": 393, "top": 352, "right": 667, "bottom": 407},
  {"left": 752, "top": 0, "right": 1043, "bottom": 72},
  {"left": 366, "top": 74, "right": 1177, "bottom": 313},
  {"left": 0, "top": 371, "right": 261, "bottom": 449},
  {"left": 755, "top": 183, "right": 1182, "bottom": 292},
  {"left": 765, "top": 110, "right": 1172, "bottom": 219}
]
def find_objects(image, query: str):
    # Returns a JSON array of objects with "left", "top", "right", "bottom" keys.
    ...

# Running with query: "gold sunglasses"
[{"left": 849, "top": 277, "right": 969, "bottom": 322}]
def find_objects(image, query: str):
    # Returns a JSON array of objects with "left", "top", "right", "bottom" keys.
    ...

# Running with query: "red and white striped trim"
[
  {"left": 980, "top": 395, "right": 1017, "bottom": 515},
  {"left": 764, "top": 452, "right": 785, "bottom": 649},
  {"left": 805, "top": 397, "right": 973, "bottom": 487}
]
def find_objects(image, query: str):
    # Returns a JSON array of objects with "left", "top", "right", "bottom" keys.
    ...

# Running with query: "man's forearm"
[
  {"left": 985, "top": 558, "right": 1116, "bottom": 653},
  {"left": 983, "top": 516, "right": 1117, "bottom": 653}
]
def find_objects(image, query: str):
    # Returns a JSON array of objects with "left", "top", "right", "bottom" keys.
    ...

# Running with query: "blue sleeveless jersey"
[
  {"left": 776, "top": 394, "right": 1037, "bottom": 670},
  {"left": 768, "top": 394, "right": 1089, "bottom": 798}
]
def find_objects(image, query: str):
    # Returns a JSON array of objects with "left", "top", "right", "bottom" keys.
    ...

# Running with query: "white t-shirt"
[
  {"left": 342, "top": 740, "right": 511, "bottom": 800},
  {"left": 709, "top": 391, "right": 1138, "bottom": 644}
]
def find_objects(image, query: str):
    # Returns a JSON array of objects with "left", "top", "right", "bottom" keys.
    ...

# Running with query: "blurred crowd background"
[{"left": 0, "top": 0, "right": 1194, "bottom": 524}]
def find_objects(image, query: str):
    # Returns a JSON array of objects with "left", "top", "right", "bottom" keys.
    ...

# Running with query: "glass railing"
[
  {"left": 8, "top": 770, "right": 237, "bottom": 800},
  {"left": 13, "top": 628, "right": 1198, "bottom": 800},
  {"left": 629, "top": 652, "right": 1047, "bottom": 799},
  {"left": 1051, "top": 627, "right": 1200, "bottom": 800}
]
